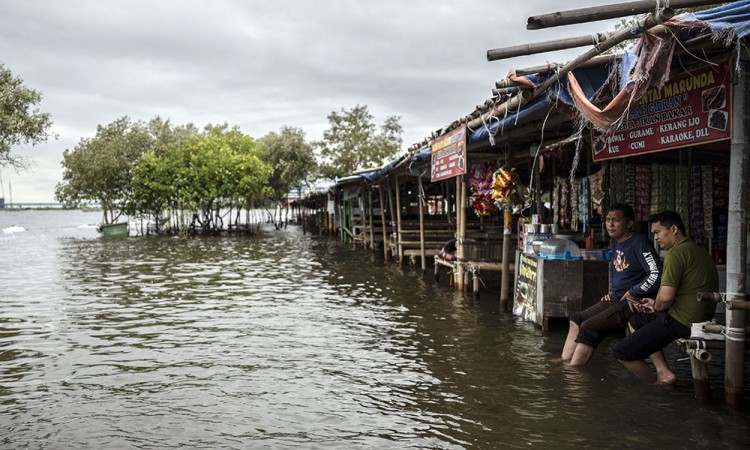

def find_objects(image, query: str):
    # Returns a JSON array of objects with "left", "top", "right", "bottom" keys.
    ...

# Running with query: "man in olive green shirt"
[{"left": 613, "top": 211, "right": 718, "bottom": 384}]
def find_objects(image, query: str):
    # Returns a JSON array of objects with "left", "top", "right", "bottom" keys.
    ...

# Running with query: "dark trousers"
[
  {"left": 612, "top": 312, "right": 691, "bottom": 361},
  {"left": 570, "top": 300, "right": 634, "bottom": 348}
]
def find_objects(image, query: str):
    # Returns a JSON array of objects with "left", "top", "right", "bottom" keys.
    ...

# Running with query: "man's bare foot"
[{"left": 654, "top": 369, "right": 677, "bottom": 385}]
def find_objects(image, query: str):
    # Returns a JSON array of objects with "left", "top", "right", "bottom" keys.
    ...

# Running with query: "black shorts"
[
  {"left": 570, "top": 300, "right": 633, "bottom": 348},
  {"left": 612, "top": 312, "right": 691, "bottom": 361}
]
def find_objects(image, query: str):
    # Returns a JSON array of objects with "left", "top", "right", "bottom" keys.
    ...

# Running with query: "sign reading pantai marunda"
[
  {"left": 430, "top": 125, "right": 467, "bottom": 182},
  {"left": 593, "top": 62, "right": 732, "bottom": 161}
]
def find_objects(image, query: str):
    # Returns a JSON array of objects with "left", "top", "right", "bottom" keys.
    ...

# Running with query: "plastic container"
[
  {"left": 581, "top": 249, "right": 605, "bottom": 260},
  {"left": 538, "top": 238, "right": 581, "bottom": 260}
]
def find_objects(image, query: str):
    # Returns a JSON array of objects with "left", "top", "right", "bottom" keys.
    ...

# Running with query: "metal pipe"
[{"left": 688, "top": 348, "right": 712, "bottom": 363}]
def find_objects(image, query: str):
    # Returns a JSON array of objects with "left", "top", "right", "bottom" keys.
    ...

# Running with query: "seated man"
[
  {"left": 561, "top": 203, "right": 661, "bottom": 365},
  {"left": 613, "top": 211, "right": 718, "bottom": 384},
  {"left": 438, "top": 238, "right": 457, "bottom": 261}
]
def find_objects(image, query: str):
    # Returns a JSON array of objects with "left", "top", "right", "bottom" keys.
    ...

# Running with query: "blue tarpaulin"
[
  {"left": 469, "top": 66, "right": 610, "bottom": 144},
  {"left": 472, "top": 1, "right": 750, "bottom": 146}
]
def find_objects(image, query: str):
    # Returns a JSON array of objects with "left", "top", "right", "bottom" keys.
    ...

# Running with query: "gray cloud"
[{"left": 0, "top": 0, "right": 621, "bottom": 202}]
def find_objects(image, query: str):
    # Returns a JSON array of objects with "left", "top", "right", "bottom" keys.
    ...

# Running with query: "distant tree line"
[{"left": 3, "top": 62, "right": 405, "bottom": 235}]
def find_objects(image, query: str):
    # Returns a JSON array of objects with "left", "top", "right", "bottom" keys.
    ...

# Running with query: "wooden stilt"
[
  {"left": 368, "top": 187, "right": 375, "bottom": 251},
  {"left": 456, "top": 176, "right": 467, "bottom": 291},
  {"left": 500, "top": 206, "right": 513, "bottom": 312},
  {"left": 724, "top": 57, "right": 749, "bottom": 407},
  {"left": 418, "top": 174, "right": 427, "bottom": 273},
  {"left": 386, "top": 179, "right": 396, "bottom": 260},
  {"left": 395, "top": 176, "right": 404, "bottom": 266},
  {"left": 379, "top": 186, "right": 388, "bottom": 260},
  {"left": 690, "top": 355, "right": 711, "bottom": 401}
]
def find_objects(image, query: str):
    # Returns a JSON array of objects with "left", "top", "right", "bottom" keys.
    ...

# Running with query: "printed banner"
[
  {"left": 513, "top": 254, "right": 538, "bottom": 324},
  {"left": 593, "top": 62, "right": 732, "bottom": 161},
  {"left": 430, "top": 125, "right": 467, "bottom": 182}
]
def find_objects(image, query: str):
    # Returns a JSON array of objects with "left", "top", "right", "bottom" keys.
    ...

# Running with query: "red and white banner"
[
  {"left": 430, "top": 125, "right": 467, "bottom": 182},
  {"left": 593, "top": 62, "right": 732, "bottom": 161}
]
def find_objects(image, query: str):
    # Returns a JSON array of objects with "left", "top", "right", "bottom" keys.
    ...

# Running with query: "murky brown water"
[{"left": 1, "top": 210, "right": 749, "bottom": 449}]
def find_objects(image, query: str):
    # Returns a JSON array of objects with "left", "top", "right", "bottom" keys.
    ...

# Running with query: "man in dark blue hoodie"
[{"left": 561, "top": 203, "right": 662, "bottom": 365}]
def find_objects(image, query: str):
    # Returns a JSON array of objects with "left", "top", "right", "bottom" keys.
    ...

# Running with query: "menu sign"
[
  {"left": 593, "top": 62, "right": 732, "bottom": 161},
  {"left": 430, "top": 125, "right": 467, "bottom": 182},
  {"left": 513, "top": 254, "right": 538, "bottom": 324}
]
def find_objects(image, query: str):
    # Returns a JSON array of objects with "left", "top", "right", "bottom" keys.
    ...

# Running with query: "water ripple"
[{"left": 1, "top": 211, "right": 749, "bottom": 449}]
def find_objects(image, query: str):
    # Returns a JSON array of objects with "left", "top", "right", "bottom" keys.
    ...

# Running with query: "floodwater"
[{"left": 1, "top": 209, "right": 749, "bottom": 449}]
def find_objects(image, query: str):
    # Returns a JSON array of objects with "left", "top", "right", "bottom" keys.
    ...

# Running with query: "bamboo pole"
[
  {"left": 456, "top": 175, "right": 468, "bottom": 291},
  {"left": 500, "top": 206, "right": 513, "bottom": 311},
  {"left": 469, "top": 8, "right": 674, "bottom": 131},
  {"left": 724, "top": 57, "right": 748, "bottom": 407},
  {"left": 488, "top": 32, "right": 613, "bottom": 61},
  {"left": 395, "top": 175, "right": 404, "bottom": 266},
  {"left": 526, "top": 0, "right": 725, "bottom": 30},
  {"left": 514, "top": 54, "right": 618, "bottom": 77},
  {"left": 690, "top": 355, "right": 711, "bottom": 402},
  {"left": 368, "top": 187, "right": 375, "bottom": 251},
  {"left": 387, "top": 178, "right": 397, "bottom": 260},
  {"left": 467, "top": 90, "right": 533, "bottom": 131},
  {"left": 418, "top": 174, "right": 427, "bottom": 273},
  {"left": 495, "top": 79, "right": 525, "bottom": 89},
  {"left": 492, "top": 86, "right": 521, "bottom": 97},
  {"left": 379, "top": 186, "right": 388, "bottom": 260}
]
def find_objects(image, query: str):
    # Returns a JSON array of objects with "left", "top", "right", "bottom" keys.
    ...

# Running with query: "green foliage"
[
  {"left": 130, "top": 125, "right": 272, "bottom": 232},
  {"left": 316, "top": 104, "right": 402, "bottom": 179},
  {"left": 0, "top": 63, "right": 55, "bottom": 170},
  {"left": 55, "top": 117, "right": 152, "bottom": 224},
  {"left": 259, "top": 126, "right": 317, "bottom": 202}
]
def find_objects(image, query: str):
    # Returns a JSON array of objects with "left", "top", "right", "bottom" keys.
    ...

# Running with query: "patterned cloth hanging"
[
  {"left": 625, "top": 164, "right": 636, "bottom": 211},
  {"left": 570, "top": 178, "right": 580, "bottom": 231},
  {"left": 634, "top": 164, "right": 651, "bottom": 222},
  {"left": 590, "top": 167, "right": 606, "bottom": 217},
  {"left": 608, "top": 162, "right": 626, "bottom": 205},
  {"left": 702, "top": 165, "right": 713, "bottom": 239},
  {"left": 690, "top": 165, "right": 705, "bottom": 245},
  {"left": 675, "top": 165, "right": 690, "bottom": 237}
]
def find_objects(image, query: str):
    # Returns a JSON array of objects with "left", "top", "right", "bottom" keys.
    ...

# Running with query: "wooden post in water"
[
  {"left": 456, "top": 175, "right": 467, "bottom": 291},
  {"left": 368, "top": 187, "right": 375, "bottom": 251},
  {"left": 395, "top": 175, "right": 404, "bottom": 266},
  {"left": 418, "top": 174, "right": 427, "bottom": 273},
  {"left": 379, "top": 186, "right": 388, "bottom": 260},
  {"left": 500, "top": 205, "right": 513, "bottom": 312},
  {"left": 724, "top": 58, "right": 748, "bottom": 407},
  {"left": 387, "top": 178, "right": 397, "bottom": 260},
  {"left": 690, "top": 355, "right": 711, "bottom": 402}
]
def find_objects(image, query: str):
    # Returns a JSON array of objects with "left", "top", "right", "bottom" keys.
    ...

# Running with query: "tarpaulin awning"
[
  {"left": 571, "top": 0, "right": 750, "bottom": 134},
  {"left": 470, "top": 65, "right": 610, "bottom": 143}
]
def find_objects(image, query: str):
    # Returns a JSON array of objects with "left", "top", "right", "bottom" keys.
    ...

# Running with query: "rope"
[
  {"left": 480, "top": 110, "right": 495, "bottom": 147},
  {"left": 723, "top": 326, "right": 746, "bottom": 343}
]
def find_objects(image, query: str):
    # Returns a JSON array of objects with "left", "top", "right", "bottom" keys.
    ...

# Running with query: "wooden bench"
[
  {"left": 434, "top": 255, "right": 458, "bottom": 284},
  {"left": 464, "top": 261, "right": 515, "bottom": 298},
  {"left": 403, "top": 248, "right": 441, "bottom": 266}
]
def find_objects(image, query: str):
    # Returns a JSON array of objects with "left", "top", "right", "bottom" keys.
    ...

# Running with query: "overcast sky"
[{"left": 1, "top": 0, "right": 623, "bottom": 203}]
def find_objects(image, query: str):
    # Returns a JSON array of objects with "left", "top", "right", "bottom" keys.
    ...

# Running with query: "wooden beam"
[
  {"left": 495, "top": 79, "right": 525, "bottom": 89},
  {"left": 527, "top": 0, "right": 727, "bottom": 30},
  {"left": 514, "top": 54, "right": 617, "bottom": 76},
  {"left": 488, "top": 32, "right": 613, "bottom": 61}
]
